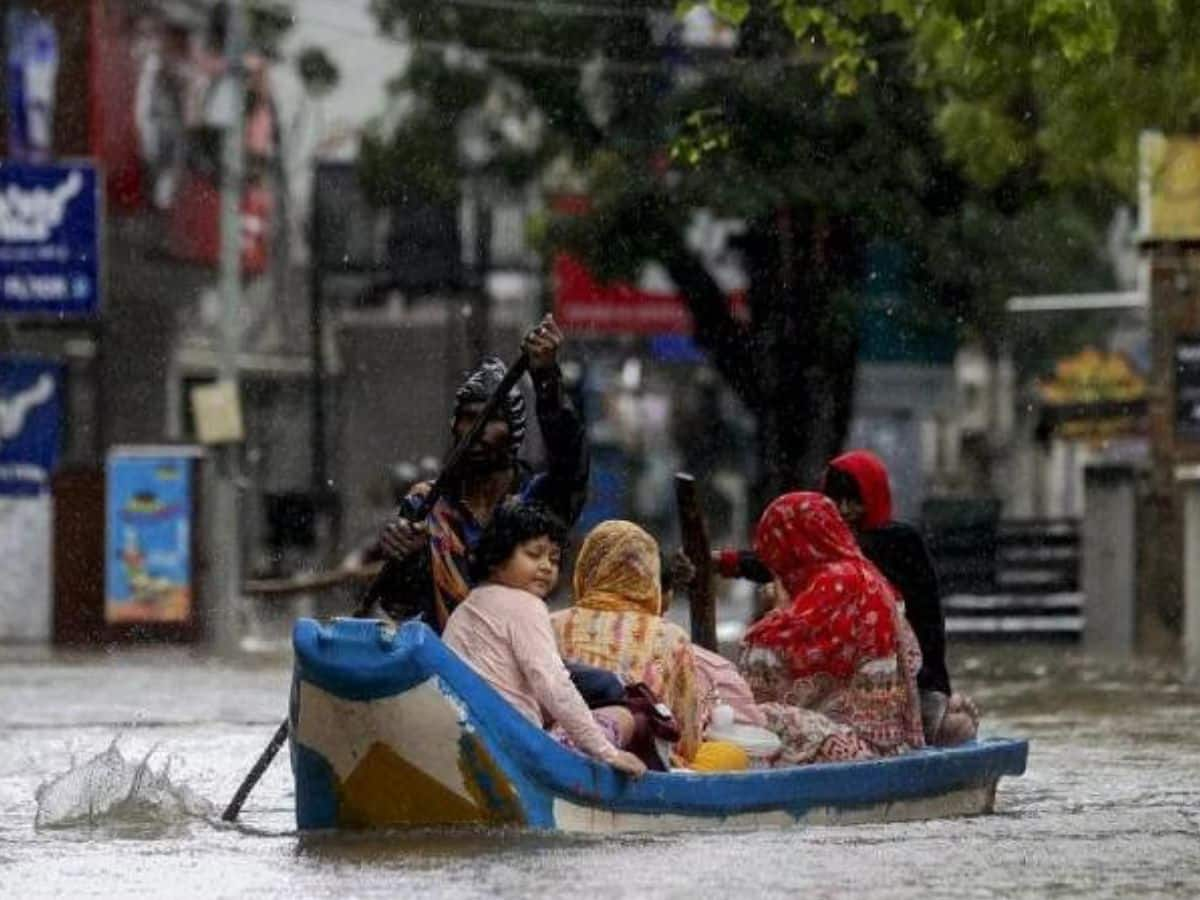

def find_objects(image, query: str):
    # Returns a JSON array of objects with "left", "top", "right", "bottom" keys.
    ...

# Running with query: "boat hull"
[{"left": 289, "top": 618, "right": 1028, "bottom": 833}]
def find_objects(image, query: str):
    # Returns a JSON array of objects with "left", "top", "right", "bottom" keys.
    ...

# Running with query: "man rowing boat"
[{"left": 370, "top": 314, "right": 590, "bottom": 631}]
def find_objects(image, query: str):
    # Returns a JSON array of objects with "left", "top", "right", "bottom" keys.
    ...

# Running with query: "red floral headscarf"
[{"left": 745, "top": 492, "right": 899, "bottom": 680}]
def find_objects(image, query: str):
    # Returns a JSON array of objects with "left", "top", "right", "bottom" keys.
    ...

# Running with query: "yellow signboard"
[
  {"left": 1037, "top": 347, "right": 1145, "bottom": 406},
  {"left": 1037, "top": 348, "right": 1147, "bottom": 442},
  {"left": 1140, "top": 132, "right": 1200, "bottom": 240}
]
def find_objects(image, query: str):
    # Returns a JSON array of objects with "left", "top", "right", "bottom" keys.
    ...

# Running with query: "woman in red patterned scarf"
[{"left": 738, "top": 492, "right": 925, "bottom": 765}]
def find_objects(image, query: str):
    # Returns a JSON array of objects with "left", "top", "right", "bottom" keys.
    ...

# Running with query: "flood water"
[{"left": 2, "top": 640, "right": 1199, "bottom": 899}]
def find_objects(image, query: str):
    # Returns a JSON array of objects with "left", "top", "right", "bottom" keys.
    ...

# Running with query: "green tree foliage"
[
  {"left": 364, "top": 0, "right": 1108, "bottom": 499},
  {"left": 721, "top": 0, "right": 1200, "bottom": 193}
]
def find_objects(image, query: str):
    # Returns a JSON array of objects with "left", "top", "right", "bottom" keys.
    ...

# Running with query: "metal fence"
[{"left": 923, "top": 500, "right": 1083, "bottom": 639}]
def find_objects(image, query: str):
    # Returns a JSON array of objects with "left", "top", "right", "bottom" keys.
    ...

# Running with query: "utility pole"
[
  {"left": 472, "top": 179, "right": 492, "bottom": 360},
  {"left": 212, "top": 0, "right": 247, "bottom": 656},
  {"left": 1127, "top": 132, "right": 1200, "bottom": 659},
  {"left": 1144, "top": 246, "right": 1200, "bottom": 657},
  {"left": 309, "top": 172, "right": 326, "bottom": 495},
  {"left": 308, "top": 166, "right": 341, "bottom": 560},
  {"left": 462, "top": 174, "right": 491, "bottom": 362}
]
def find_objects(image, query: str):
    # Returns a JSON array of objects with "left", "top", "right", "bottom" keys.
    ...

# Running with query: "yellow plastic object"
[{"left": 688, "top": 740, "right": 750, "bottom": 772}]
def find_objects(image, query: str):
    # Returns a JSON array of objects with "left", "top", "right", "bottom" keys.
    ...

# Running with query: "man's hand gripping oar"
[{"left": 221, "top": 352, "right": 530, "bottom": 823}]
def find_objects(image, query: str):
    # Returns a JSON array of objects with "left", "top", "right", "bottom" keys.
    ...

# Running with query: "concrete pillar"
[
  {"left": 1082, "top": 464, "right": 1139, "bottom": 657},
  {"left": 1180, "top": 465, "right": 1200, "bottom": 682}
]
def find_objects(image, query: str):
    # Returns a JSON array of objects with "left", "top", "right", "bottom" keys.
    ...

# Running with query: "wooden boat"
[{"left": 289, "top": 618, "right": 1028, "bottom": 833}]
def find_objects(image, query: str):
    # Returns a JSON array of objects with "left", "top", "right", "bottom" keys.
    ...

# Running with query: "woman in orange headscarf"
[
  {"left": 739, "top": 492, "right": 925, "bottom": 764},
  {"left": 552, "top": 520, "right": 702, "bottom": 761}
]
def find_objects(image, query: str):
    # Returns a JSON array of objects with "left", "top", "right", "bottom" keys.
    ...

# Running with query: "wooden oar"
[
  {"left": 221, "top": 353, "right": 530, "bottom": 822},
  {"left": 675, "top": 472, "right": 718, "bottom": 652},
  {"left": 242, "top": 562, "right": 382, "bottom": 597}
]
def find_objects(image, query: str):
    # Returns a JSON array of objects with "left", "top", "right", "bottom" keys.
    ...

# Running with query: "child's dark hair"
[
  {"left": 822, "top": 465, "right": 862, "bottom": 506},
  {"left": 469, "top": 500, "right": 569, "bottom": 583}
]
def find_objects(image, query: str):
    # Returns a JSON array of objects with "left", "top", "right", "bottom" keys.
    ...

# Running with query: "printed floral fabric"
[
  {"left": 738, "top": 492, "right": 925, "bottom": 761},
  {"left": 427, "top": 496, "right": 473, "bottom": 629},
  {"left": 756, "top": 702, "right": 877, "bottom": 764},
  {"left": 746, "top": 493, "right": 897, "bottom": 680}
]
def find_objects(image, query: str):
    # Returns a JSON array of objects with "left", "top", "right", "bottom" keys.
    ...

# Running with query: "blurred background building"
[{"left": 0, "top": 0, "right": 1140, "bottom": 646}]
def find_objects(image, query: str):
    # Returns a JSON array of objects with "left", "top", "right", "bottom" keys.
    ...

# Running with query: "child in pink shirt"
[{"left": 443, "top": 502, "right": 646, "bottom": 777}]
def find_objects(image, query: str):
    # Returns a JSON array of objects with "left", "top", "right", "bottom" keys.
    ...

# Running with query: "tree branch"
[{"left": 659, "top": 243, "right": 766, "bottom": 414}]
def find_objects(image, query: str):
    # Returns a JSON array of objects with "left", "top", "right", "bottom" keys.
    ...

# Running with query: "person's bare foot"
[
  {"left": 948, "top": 692, "right": 980, "bottom": 724},
  {"left": 936, "top": 693, "right": 980, "bottom": 746},
  {"left": 936, "top": 711, "right": 977, "bottom": 745}
]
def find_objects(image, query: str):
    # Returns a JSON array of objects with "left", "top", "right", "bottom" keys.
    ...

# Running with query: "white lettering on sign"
[
  {"left": 0, "top": 171, "right": 83, "bottom": 242},
  {"left": 3, "top": 274, "right": 70, "bottom": 301},
  {"left": 0, "top": 374, "right": 55, "bottom": 441},
  {"left": 1177, "top": 342, "right": 1200, "bottom": 365},
  {"left": 0, "top": 462, "right": 48, "bottom": 485}
]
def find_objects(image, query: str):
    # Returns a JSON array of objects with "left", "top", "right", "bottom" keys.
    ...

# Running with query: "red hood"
[{"left": 827, "top": 450, "right": 893, "bottom": 529}]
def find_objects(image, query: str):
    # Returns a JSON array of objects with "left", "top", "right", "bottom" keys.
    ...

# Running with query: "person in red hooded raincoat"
[{"left": 712, "top": 450, "right": 978, "bottom": 746}]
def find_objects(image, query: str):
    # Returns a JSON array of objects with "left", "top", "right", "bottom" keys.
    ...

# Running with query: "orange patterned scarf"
[
  {"left": 572, "top": 520, "right": 662, "bottom": 615},
  {"left": 555, "top": 520, "right": 701, "bottom": 760}
]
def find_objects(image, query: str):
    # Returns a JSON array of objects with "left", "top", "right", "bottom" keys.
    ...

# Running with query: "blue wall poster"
[
  {"left": 0, "top": 356, "right": 61, "bottom": 495},
  {"left": 0, "top": 160, "right": 101, "bottom": 317},
  {"left": 105, "top": 447, "right": 201, "bottom": 625}
]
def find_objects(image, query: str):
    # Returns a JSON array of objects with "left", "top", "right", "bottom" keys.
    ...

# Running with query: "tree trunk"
[
  {"left": 740, "top": 210, "right": 858, "bottom": 510},
  {"left": 662, "top": 207, "right": 859, "bottom": 519}
]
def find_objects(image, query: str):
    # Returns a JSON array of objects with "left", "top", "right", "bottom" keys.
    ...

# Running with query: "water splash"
[{"left": 34, "top": 739, "right": 215, "bottom": 831}]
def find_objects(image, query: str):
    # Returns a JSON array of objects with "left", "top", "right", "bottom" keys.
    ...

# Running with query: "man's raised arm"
[{"left": 522, "top": 315, "right": 590, "bottom": 527}]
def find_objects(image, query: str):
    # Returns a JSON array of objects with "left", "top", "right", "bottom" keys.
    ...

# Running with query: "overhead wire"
[
  {"left": 437, "top": 0, "right": 657, "bottom": 19},
  {"left": 288, "top": 9, "right": 852, "bottom": 74}
]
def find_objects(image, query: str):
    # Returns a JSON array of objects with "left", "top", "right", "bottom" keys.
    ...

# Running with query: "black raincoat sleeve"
[
  {"left": 859, "top": 522, "right": 952, "bottom": 695},
  {"left": 523, "top": 364, "right": 590, "bottom": 529},
  {"left": 726, "top": 550, "right": 775, "bottom": 584}
]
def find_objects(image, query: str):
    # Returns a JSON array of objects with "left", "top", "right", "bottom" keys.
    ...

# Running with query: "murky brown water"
[{"left": 2, "top": 641, "right": 1199, "bottom": 898}]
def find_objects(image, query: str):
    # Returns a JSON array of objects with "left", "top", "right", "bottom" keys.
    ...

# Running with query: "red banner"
[
  {"left": 166, "top": 172, "right": 271, "bottom": 275},
  {"left": 89, "top": 0, "right": 273, "bottom": 275},
  {"left": 552, "top": 254, "right": 745, "bottom": 336}
]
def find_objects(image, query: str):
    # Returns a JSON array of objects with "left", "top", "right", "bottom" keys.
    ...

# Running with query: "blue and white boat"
[{"left": 289, "top": 618, "right": 1028, "bottom": 833}]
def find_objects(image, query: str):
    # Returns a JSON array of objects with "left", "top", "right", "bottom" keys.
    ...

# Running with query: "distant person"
[
  {"left": 738, "top": 493, "right": 926, "bottom": 764},
  {"left": 371, "top": 315, "right": 590, "bottom": 630},
  {"left": 670, "top": 367, "right": 736, "bottom": 530},
  {"left": 443, "top": 502, "right": 645, "bottom": 778}
]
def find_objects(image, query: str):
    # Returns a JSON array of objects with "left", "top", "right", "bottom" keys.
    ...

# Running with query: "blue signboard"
[
  {"left": 0, "top": 161, "right": 100, "bottom": 317},
  {"left": 649, "top": 333, "right": 708, "bottom": 364},
  {"left": 6, "top": 9, "right": 59, "bottom": 163},
  {"left": 0, "top": 356, "right": 61, "bottom": 495},
  {"left": 105, "top": 449, "right": 199, "bottom": 625}
]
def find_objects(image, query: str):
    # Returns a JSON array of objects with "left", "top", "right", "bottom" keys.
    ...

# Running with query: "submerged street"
[
  {"left": 2, "top": 642, "right": 1198, "bottom": 898},
  {"left": 6, "top": 1, "right": 1200, "bottom": 897}
]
